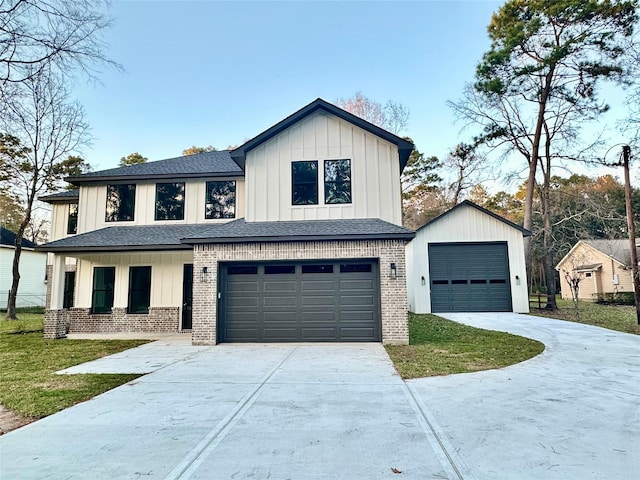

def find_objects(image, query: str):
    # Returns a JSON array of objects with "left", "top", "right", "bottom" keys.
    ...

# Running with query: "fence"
[{"left": 2, "top": 291, "right": 46, "bottom": 310}]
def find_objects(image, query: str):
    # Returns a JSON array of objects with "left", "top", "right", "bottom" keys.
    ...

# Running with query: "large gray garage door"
[
  {"left": 219, "top": 260, "right": 380, "bottom": 342},
  {"left": 429, "top": 243, "right": 512, "bottom": 312}
]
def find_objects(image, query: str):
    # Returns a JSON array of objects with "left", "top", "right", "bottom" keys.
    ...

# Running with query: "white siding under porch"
[
  {"left": 244, "top": 110, "right": 403, "bottom": 225},
  {"left": 65, "top": 251, "right": 193, "bottom": 312},
  {"left": 407, "top": 204, "right": 529, "bottom": 314}
]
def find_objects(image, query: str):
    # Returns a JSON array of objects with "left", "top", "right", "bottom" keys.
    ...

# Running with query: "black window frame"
[
  {"left": 324, "top": 159, "right": 352, "bottom": 204},
  {"left": 291, "top": 160, "right": 318, "bottom": 205},
  {"left": 127, "top": 266, "right": 152, "bottom": 314},
  {"left": 105, "top": 184, "right": 136, "bottom": 222},
  {"left": 155, "top": 182, "right": 185, "bottom": 221},
  {"left": 91, "top": 267, "right": 115, "bottom": 314},
  {"left": 205, "top": 180, "right": 236, "bottom": 219},
  {"left": 67, "top": 203, "right": 78, "bottom": 234}
]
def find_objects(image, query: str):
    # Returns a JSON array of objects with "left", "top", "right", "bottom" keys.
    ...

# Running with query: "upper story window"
[
  {"left": 155, "top": 182, "right": 185, "bottom": 221},
  {"left": 67, "top": 203, "right": 78, "bottom": 234},
  {"left": 105, "top": 184, "right": 136, "bottom": 222},
  {"left": 324, "top": 159, "right": 352, "bottom": 204},
  {"left": 292, "top": 161, "right": 318, "bottom": 205},
  {"left": 206, "top": 180, "right": 236, "bottom": 219}
]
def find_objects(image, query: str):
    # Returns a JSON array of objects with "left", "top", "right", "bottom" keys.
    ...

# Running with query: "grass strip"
[
  {"left": 1, "top": 314, "right": 148, "bottom": 418},
  {"left": 386, "top": 313, "right": 544, "bottom": 379},
  {"left": 530, "top": 298, "right": 639, "bottom": 335}
]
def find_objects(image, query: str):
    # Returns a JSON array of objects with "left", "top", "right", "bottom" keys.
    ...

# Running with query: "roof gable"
[
  {"left": 416, "top": 200, "right": 530, "bottom": 236},
  {"left": 556, "top": 238, "right": 640, "bottom": 270},
  {"left": 230, "top": 98, "right": 414, "bottom": 172}
]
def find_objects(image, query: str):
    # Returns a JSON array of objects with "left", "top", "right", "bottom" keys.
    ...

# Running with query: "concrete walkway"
[{"left": 0, "top": 313, "right": 638, "bottom": 479}]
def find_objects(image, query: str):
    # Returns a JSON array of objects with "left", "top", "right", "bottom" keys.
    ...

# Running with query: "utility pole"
[{"left": 622, "top": 145, "right": 640, "bottom": 325}]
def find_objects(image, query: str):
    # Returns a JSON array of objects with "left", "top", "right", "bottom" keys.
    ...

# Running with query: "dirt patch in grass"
[{"left": 0, "top": 404, "right": 36, "bottom": 435}]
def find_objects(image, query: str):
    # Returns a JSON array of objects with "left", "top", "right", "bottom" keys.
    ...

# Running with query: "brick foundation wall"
[
  {"left": 43, "top": 307, "right": 180, "bottom": 338},
  {"left": 192, "top": 239, "right": 409, "bottom": 346}
]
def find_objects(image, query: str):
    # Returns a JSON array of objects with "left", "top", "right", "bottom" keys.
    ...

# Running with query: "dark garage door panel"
[
  {"left": 429, "top": 243, "right": 512, "bottom": 313},
  {"left": 220, "top": 261, "right": 380, "bottom": 342}
]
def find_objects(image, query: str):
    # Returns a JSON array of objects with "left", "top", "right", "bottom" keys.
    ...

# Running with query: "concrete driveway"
[{"left": 0, "top": 313, "right": 638, "bottom": 479}]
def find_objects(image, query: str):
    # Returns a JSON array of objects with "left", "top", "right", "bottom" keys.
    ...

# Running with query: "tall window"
[
  {"left": 67, "top": 204, "right": 78, "bottom": 234},
  {"left": 106, "top": 184, "right": 136, "bottom": 222},
  {"left": 292, "top": 161, "right": 318, "bottom": 205},
  {"left": 63, "top": 271, "right": 75, "bottom": 308},
  {"left": 155, "top": 182, "right": 185, "bottom": 220},
  {"left": 324, "top": 159, "right": 352, "bottom": 204},
  {"left": 91, "top": 267, "right": 115, "bottom": 314},
  {"left": 205, "top": 180, "right": 236, "bottom": 219},
  {"left": 128, "top": 266, "right": 151, "bottom": 314}
]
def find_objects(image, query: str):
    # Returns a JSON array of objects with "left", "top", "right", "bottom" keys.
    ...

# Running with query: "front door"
[{"left": 181, "top": 264, "right": 193, "bottom": 330}]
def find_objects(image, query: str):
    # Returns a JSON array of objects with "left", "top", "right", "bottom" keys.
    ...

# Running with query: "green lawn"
[
  {"left": 530, "top": 297, "right": 640, "bottom": 335},
  {"left": 386, "top": 313, "right": 544, "bottom": 379},
  {"left": 0, "top": 314, "right": 148, "bottom": 418}
]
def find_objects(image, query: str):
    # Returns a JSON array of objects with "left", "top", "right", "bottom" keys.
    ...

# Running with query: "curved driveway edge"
[{"left": 408, "top": 312, "right": 640, "bottom": 480}]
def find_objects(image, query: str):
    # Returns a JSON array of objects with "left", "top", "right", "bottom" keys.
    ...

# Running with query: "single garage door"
[
  {"left": 219, "top": 260, "right": 380, "bottom": 342},
  {"left": 429, "top": 242, "right": 512, "bottom": 312}
]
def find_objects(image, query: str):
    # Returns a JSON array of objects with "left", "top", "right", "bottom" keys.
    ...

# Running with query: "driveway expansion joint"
[
  {"left": 163, "top": 347, "right": 298, "bottom": 480},
  {"left": 403, "top": 382, "right": 475, "bottom": 480}
]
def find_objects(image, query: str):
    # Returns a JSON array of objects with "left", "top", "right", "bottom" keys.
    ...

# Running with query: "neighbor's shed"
[{"left": 406, "top": 200, "right": 530, "bottom": 314}]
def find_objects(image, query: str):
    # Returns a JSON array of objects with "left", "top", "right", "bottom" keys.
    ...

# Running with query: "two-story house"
[{"left": 40, "top": 99, "right": 416, "bottom": 345}]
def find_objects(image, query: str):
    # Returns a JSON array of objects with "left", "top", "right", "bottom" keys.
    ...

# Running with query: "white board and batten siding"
[
  {"left": 406, "top": 203, "right": 530, "bottom": 314},
  {"left": 72, "top": 251, "right": 192, "bottom": 310},
  {"left": 76, "top": 179, "right": 246, "bottom": 233},
  {"left": 244, "top": 110, "right": 403, "bottom": 225}
]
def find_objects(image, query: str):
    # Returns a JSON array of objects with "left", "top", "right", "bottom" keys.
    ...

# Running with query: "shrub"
[{"left": 594, "top": 292, "right": 636, "bottom": 305}]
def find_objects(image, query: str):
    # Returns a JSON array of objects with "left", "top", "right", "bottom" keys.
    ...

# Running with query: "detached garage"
[{"left": 406, "top": 201, "right": 530, "bottom": 314}]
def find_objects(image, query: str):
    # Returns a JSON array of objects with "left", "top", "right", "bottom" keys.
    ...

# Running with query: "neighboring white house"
[
  {"left": 406, "top": 201, "right": 530, "bottom": 314},
  {"left": 0, "top": 227, "right": 47, "bottom": 309}
]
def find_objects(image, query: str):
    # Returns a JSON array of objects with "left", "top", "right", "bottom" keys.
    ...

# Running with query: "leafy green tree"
[
  {"left": 119, "top": 152, "right": 147, "bottom": 167},
  {"left": 182, "top": 145, "right": 217, "bottom": 156},
  {"left": 451, "top": 0, "right": 638, "bottom": 308},
  {"left": 0, "top": 187, "right": 25, "bottom": 232}
]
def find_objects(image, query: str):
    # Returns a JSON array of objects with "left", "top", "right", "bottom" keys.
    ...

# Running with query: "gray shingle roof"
[
  {"left": 38, "top": 224, "right": 210, "bottom": 252},
  {"left": 584, "top": 238, "right": 640, "bottom": 267},
  {"left": 1, "top": 227, "right": 38, "bottom": 248},
  {"left": 39, "top": 189, "right": 79, "bottom": 203},
  {"left": 65, "top": 151, "right": 243, "bottom": 185},
  {"left": 182, "top": 218, "right": 415, "bottom": 244},
  {"left": 38, "top": 219, "right": 415, "bottom": 252}
]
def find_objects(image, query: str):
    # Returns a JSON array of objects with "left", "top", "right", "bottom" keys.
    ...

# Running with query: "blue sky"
[{"left": 74, "top": 0, "right": 628, "bottom": 183}]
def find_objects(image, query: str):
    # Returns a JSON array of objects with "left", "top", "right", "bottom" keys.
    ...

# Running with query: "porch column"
[{"left": 44, "top": 254, "right": 67, "bottom": 339}]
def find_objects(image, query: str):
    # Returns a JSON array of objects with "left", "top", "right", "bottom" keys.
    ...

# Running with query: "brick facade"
[
  {"left": 192, "top": 239, "right": 409, "bottom": 346},
  {"left": 43, "top": 307, "right": 180, "bottom": 339}
]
